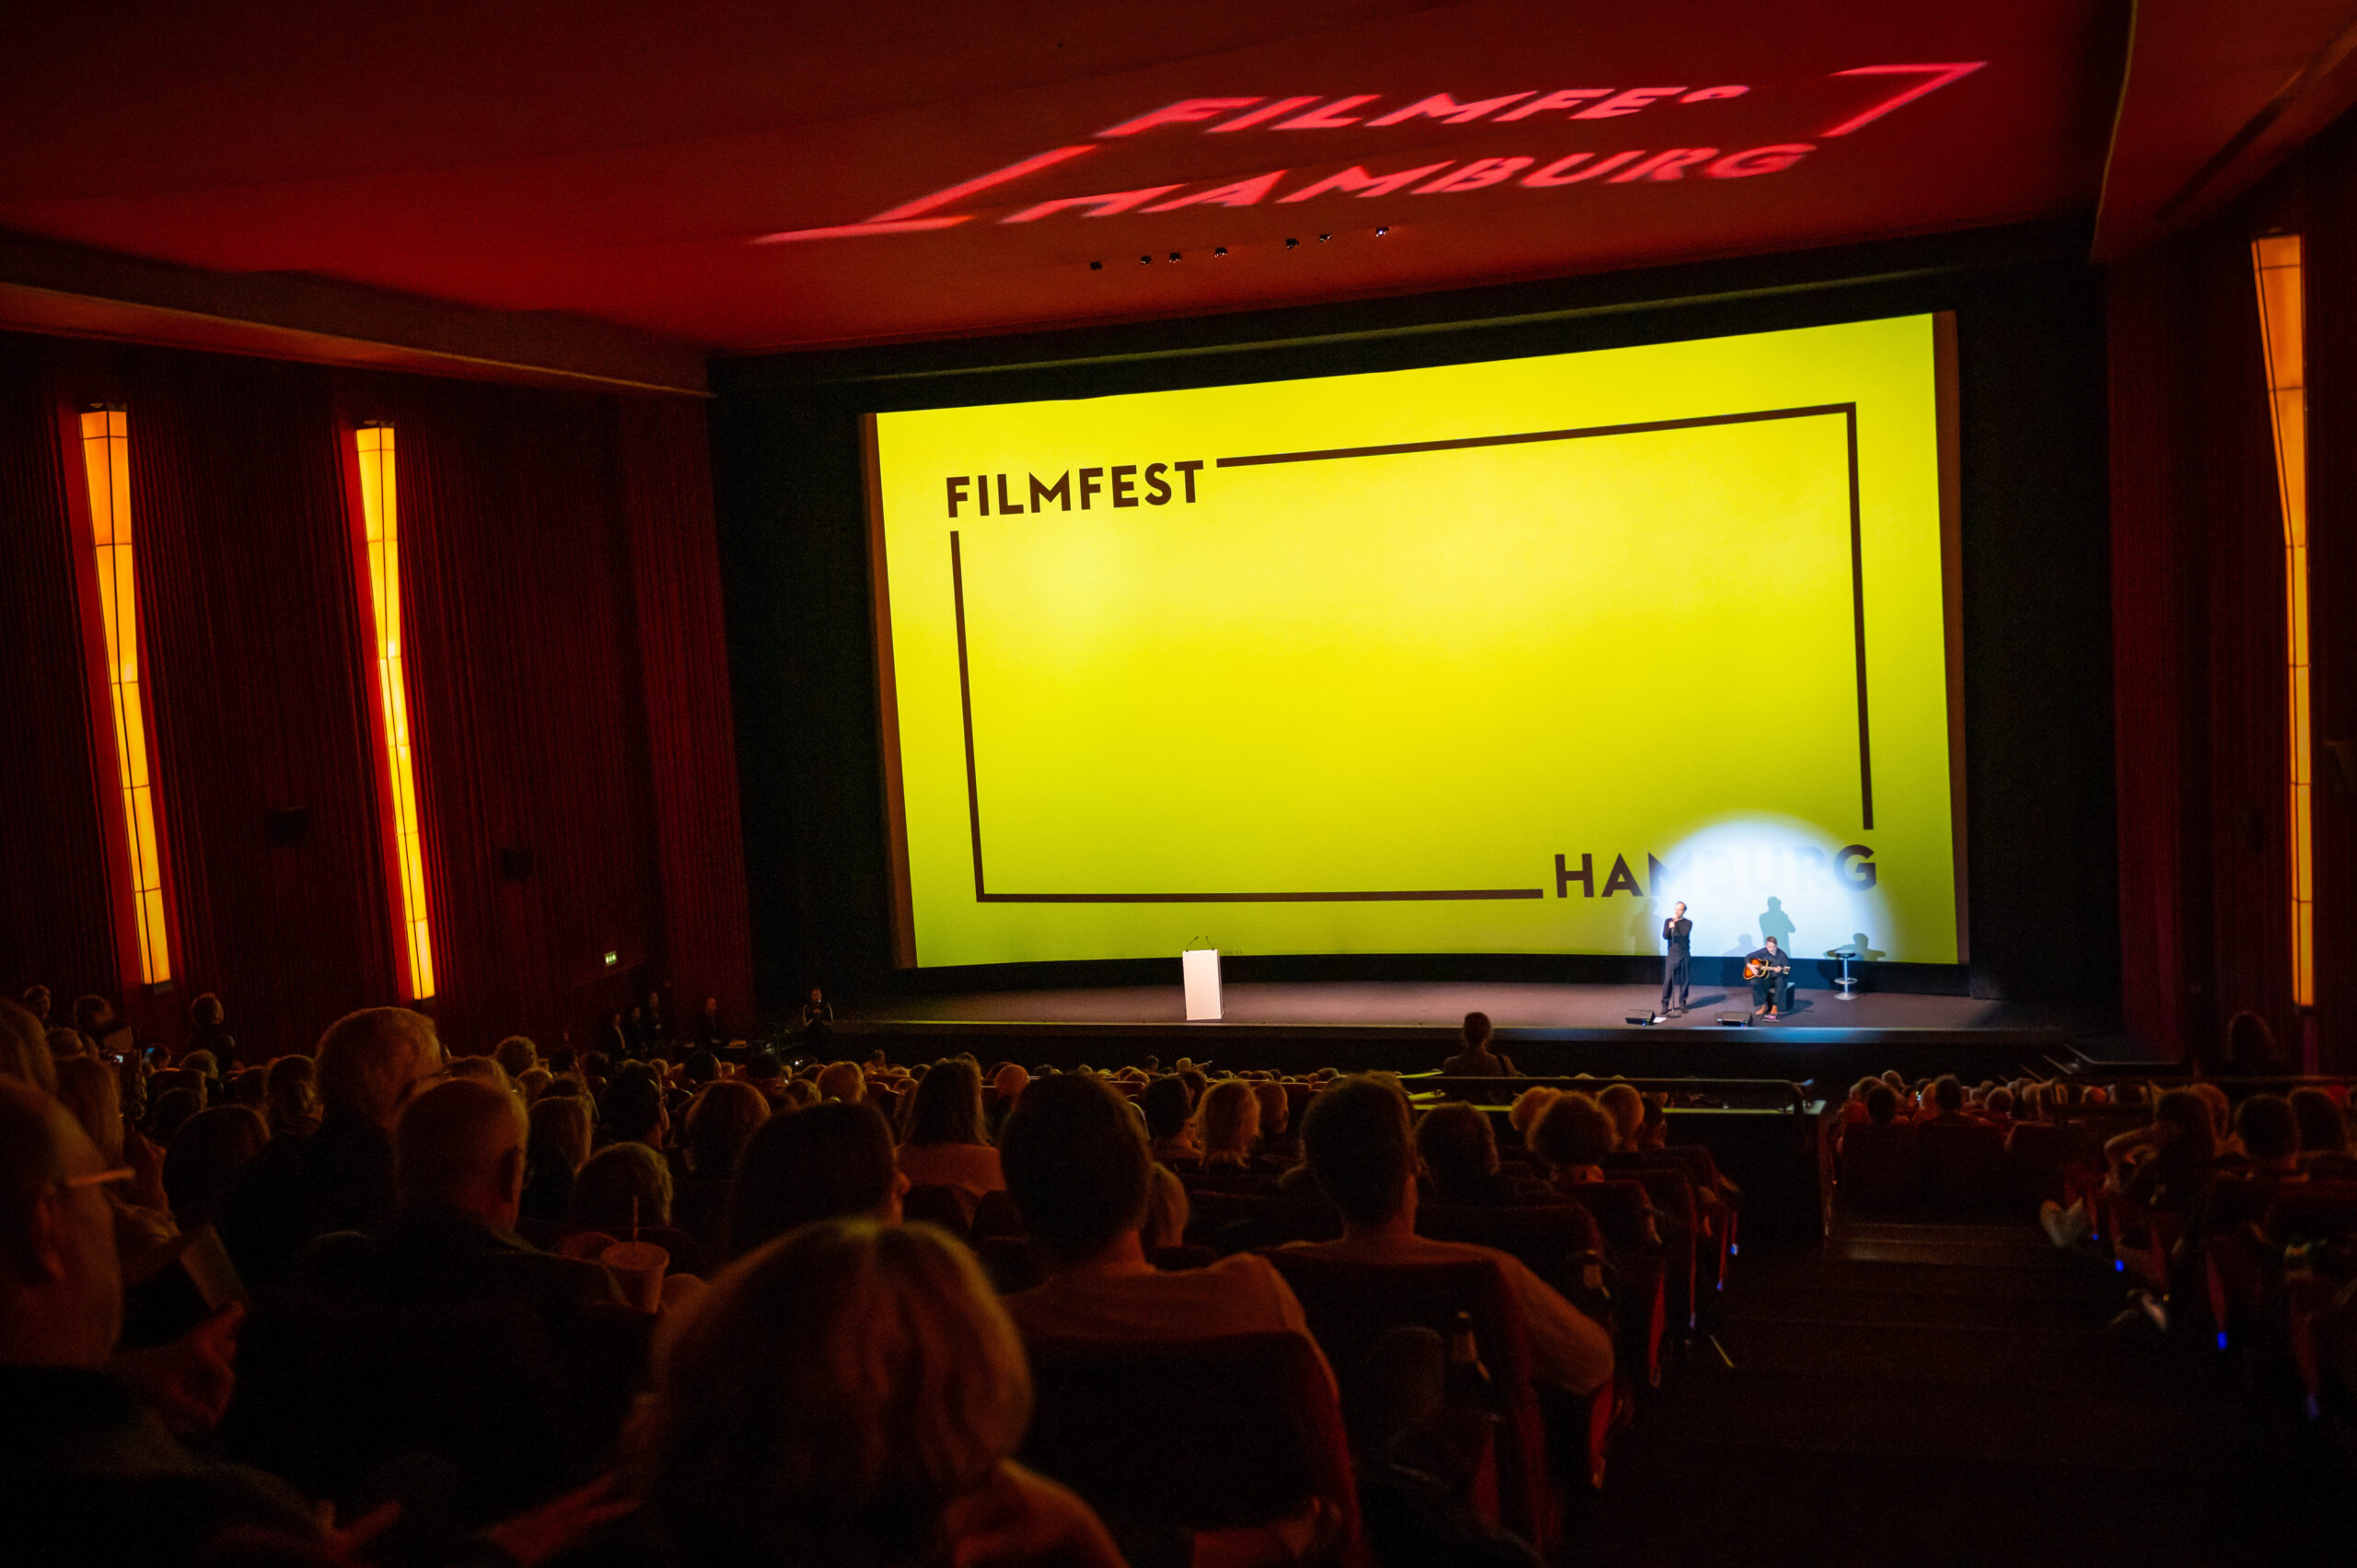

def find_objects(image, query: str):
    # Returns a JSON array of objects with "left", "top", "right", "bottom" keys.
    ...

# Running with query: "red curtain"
[
  {"left": 619, "top": 398, "right": 756, "bottom": 1028},
  {"left": 119, "top": 349, "right": 398, "bottom": 1060},
  {"left": 375, "top": 376, "right": 664, "bottom": 1055},
  {"left": 0, "top": 333, "right": 752, "bottom": 1060},
  {"left": 0, "top": 334, "right": 117, "bottom": 1009}
]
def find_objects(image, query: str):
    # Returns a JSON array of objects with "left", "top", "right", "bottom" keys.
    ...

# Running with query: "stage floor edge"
[{"left": 829, "top": 981, "right": 2140, "bottom": 1081}]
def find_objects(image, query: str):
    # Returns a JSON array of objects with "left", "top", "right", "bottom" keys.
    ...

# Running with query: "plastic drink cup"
[{"left": 600, "top": 1240, "right": 668, "bottom": 1311}]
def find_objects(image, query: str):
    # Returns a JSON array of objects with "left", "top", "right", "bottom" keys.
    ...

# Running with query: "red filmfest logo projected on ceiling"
[{"left": 752, "top": 64, "right": 1983, "bottom": 245}]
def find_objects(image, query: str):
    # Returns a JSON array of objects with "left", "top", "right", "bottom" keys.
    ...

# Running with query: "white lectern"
[{"left": 1182, "top": 948, "right": 1223, "bottom": 1021}]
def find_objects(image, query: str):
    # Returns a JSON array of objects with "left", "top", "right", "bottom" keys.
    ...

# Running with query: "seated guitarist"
[{"left": 1746, "top": 936, "right": 1794, "bottom": 1018}]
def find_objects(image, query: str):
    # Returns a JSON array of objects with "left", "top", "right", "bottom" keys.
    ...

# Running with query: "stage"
[{"left": 833, "top": 980, "right": 2142, "bottom": 1084}]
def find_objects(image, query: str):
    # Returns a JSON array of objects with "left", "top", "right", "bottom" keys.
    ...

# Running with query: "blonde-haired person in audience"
[
  {"left": 522, "top": 1094, "right": 593, "bottom": 1225},
  {"left": 618, "top": 1217, "right": 1121, "bottom": 1568},
  {"left": 1196, "top": 1078, "right": 1262, "bottom": 1171},
  {"left": 1140, "top": 1162, "right": 1190, "bottom": 1251},
  {"left": 815, "top": 1060, "right": 865, "bottom": 1104},
  {"left": 899, "top": 1058, "right": 1005, "bottom": 1203},
  {"left": 1596, "top": 1082, "right": 1645, "bottom": 1147},
  {"left": 1507, "top": 1085, "right": 1562, "bottom": 1147}
]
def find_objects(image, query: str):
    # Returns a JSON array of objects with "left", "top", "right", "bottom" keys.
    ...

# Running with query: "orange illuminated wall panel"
[
  {"left": 354, "top": 424, "right": 436, "bottom": 1000},
  {"left": 72, "top": 408, "right": 175, "bottom": 988},
  {"left": 2253, "top": 235, "right": 2313, "bottom": 1010}
]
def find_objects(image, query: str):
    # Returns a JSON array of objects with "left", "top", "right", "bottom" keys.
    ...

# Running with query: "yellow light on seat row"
[
  {"left": 355, "top": 424, "right": 436, "bottom": 1000},
  {"left": 77, "top": 409, "right": 172, "bottom": 987}
]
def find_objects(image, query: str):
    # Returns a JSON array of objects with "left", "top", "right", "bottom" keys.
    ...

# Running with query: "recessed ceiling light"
[
  {"left": 1376, "top": 226, "right": 1388, "bottom": 237},
  {"left": 1089, "top": 260, "right": 1102, "bottom": 270},
  {"left": 1284, "top": 238, "right": 1298, "bottom": 249},
  {"left": 1168, "top": 251, "right": 1181, "bottom": 262},
  {"left": 1318, "top": 233, "right": 1331, "bottom": 242},
  {"left": 1139, "top": 254, "right": 1152, "bottom": 264},
  {"left": 1213, "top": 245, "right": 1228, "bottom": 257}
]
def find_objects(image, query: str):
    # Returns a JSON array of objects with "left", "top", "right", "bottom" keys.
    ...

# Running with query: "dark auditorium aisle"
[{"left": 1574, "top": 1222, "right": 2353, "bottom": 1567}]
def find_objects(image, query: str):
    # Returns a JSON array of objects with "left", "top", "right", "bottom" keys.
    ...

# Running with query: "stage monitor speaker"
[
  {"left": 1716, "top": 1013, "right": 1752, "bottom": 1028},
  {"left": 1625, "top": 1012, "right": 1656, "bottom": 1026}
]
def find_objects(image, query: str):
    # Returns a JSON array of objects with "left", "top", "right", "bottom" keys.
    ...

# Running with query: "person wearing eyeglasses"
[
  {"left": 217, "top": 1006, "right": 447, "bottom": 1288},
  {"left": 0, "top": 1076, "right": 321, "bottom": 1561}
]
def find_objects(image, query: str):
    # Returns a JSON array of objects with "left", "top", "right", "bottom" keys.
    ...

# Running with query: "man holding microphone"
[{"left": 1660, "top": 900, "right": 1694, "bottom": 1017}]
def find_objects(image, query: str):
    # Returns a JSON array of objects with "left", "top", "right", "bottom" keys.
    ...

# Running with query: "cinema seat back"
[
  {"left": 900, "top": 1182, "right": 977, "bottom": 1236},
  {"left": 1839, "top": 1122, "right": 1922, "bottom": 1213},
  {"left": 1918, "top": 1120, "right": 2007, "bottom": 1214},
  {"left": 1021, "top": 1330, "right": 1364, "bottom": 1566},
  {"left": 2003, "top": 1120, "right": 2072, "bottom": 1209},
  {"left": 1417, "top": 1202, "right": 1604, "bottom": 1279}
]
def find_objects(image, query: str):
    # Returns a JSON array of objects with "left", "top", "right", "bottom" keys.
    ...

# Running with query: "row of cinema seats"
[
  {"left": 1837, "top": 1108, "right": 2159, "bottom": 1217},
  {"left": 900, "top": 1132, "right": 1743, "bottom": 1560}
]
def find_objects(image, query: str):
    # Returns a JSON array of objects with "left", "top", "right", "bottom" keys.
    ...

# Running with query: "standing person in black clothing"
[
  {"left": 1659, "top": 901, "right": 1694, "bottom": 1016},
  {"left": 692, "top": 996, "right": 728, "bottom": 1052},
  {"left": 642, "top": 989, "right": 671, "bottom": 1061}
]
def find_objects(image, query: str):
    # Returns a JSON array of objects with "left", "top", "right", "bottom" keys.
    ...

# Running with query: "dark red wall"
[{"left": 0, "top": 333, "right": 752, "bottom": 1060}]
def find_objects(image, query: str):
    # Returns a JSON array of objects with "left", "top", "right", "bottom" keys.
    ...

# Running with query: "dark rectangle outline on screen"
[{"left": 950, "top": 401, "right": 1870, "bottom": 904}]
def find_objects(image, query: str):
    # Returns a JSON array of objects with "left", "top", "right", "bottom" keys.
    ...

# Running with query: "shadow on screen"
[{"left": 1829, "top": 932, "right": 1887, "bottom": 960}]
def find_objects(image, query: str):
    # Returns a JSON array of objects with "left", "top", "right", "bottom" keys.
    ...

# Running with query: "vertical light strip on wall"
[
  {"left": 78, "top": 409, "right": 173, "bottom": 987},
  {"left": 2252, "top": 235, "right": 2313, "bottom": 1008},
  {"left": 354, "top": 424, "right": 435, "bottom": 999}
]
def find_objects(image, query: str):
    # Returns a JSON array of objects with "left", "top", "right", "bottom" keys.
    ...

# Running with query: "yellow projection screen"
[{"left": 865, "top": 313, "right": 1967, "bottom": 970}]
